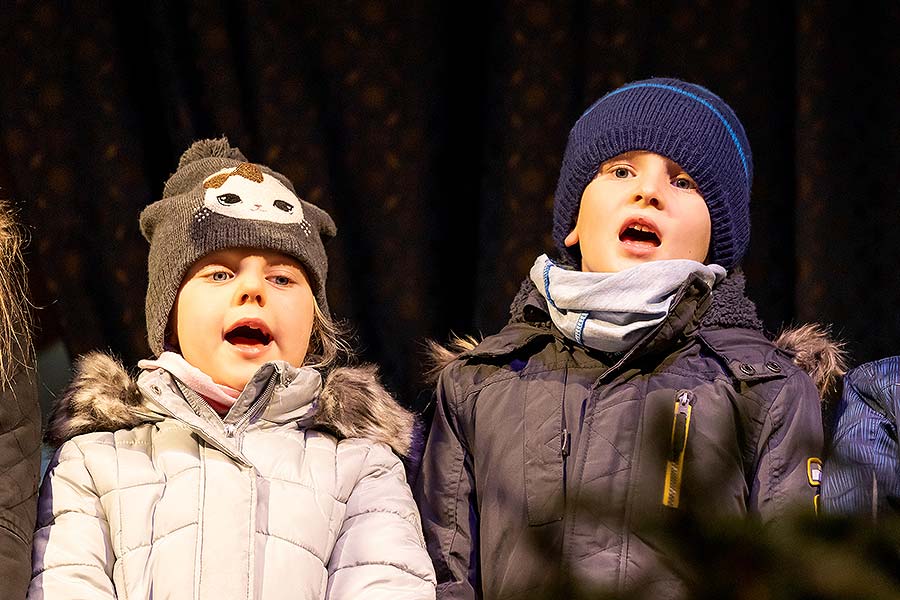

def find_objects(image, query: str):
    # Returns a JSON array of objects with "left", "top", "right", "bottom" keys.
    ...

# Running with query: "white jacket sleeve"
[
  {"left": 326, "top": 442, "right": 436, "bottom": 600},
  {"left": 28, "top": 438, "right": 116, "bottom": 599}
]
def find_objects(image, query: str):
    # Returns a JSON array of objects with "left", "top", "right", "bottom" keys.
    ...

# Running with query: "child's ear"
[
  {"left": 163, "top": 327, "right": 180, "bottom": 353},
  {"left": 164, "top": 315, "right": 180, "bottom": 353},
  {"left": 564, "top": 229, "right": 579, "bottom": 247}
]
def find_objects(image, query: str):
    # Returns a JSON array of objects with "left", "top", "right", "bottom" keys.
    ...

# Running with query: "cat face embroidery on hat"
[{"left": 196, "top": 162, "right": 313, "bottom": 235}]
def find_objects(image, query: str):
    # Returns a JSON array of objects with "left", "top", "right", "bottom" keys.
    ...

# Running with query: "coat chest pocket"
[{"left": 523, "top": 378, "right": 565, "bottom": 526}]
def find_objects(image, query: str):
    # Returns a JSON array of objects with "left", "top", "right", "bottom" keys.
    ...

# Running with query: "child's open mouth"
[
  {"left": 225, "top": 320, "right": 273, "bottom": 348},
  {"left": 619, "top": 219, "right": 661, "bottom": 247}
]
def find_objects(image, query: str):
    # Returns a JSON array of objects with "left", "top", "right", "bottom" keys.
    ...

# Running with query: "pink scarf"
[{"left": 138, "top": 352, "right": 241, "bottom": 415}]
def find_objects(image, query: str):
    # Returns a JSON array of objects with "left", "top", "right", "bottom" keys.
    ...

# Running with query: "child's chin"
[{"left": 213, "top": 357, "right": 267, "bottom": 390}]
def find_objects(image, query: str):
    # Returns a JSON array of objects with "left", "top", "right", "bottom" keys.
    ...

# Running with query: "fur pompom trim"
[
  {"left": 46, "top": 352, "right": 147, "bottom": 448},
  {"left": 314, "top": 365, "right": 416, "bottom": 456},
  {"left": 177, "top": 137, "right": 247, "bottom": 169},
  {"left": 775, "top": 323, "right": 847, "bottom": 401}
]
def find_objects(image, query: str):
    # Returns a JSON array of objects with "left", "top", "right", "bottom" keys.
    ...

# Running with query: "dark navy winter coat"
[{"left": 416, "top": 273, "right": 826, "bottom": 599}]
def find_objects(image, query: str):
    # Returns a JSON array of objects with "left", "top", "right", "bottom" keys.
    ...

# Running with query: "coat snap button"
[
  {"left": 765, "top": 361, "right": 782, "bottom": 373},
  {"left": 150, "top": 384, "right": 161, "bottom": 395},
  {"left": 739, "top": 363, "right": 756, "bottom": 376}
]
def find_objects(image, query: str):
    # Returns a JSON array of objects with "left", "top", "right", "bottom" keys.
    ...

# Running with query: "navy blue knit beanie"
[{"left": 552, "top": 77, "right": 753, "bottom": 270}]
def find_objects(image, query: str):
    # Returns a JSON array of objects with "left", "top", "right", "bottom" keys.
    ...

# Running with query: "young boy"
[
  {"left": 30, "top": 139, "right": 436, "bottom": 598},
  {"left": 416, "top": 78, "right": 835, "bottom": 598}
]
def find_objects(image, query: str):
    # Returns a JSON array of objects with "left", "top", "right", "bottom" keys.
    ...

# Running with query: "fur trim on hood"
[
  {"left": 46, "top": 352, "right": 417, "bottom": 457},
  {"left": 774, "top": 323, "right": 847, "bottom": 403}
]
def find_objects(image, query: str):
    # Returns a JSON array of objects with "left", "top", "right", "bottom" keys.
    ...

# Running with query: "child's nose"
[
  {"left": 634, "top": 172, "right": 669, "bottom": 209},
  {"left": 234, "top": 274, "right": 267, "bottom": 306},
  {"left": 633, "top": 177, "right": 664, "bottom": 208}
]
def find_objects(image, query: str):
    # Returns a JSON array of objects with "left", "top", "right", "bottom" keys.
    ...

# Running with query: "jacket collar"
[
  {"left": 465, "top": 269, "right": 723, "bottom": 361},
  {"left": 429, "top": 271, "right": 845, "bottom": 401},
  {"left": 507, "top": 268, "right": 763, "bottom": 330},
  {"left": 463, "top": 271, "right": 846, "bottom": 401},
  {"left": 130, "top": 362, "right": 321, "bottom": 463},
  {"left": 137, "top": 360, "right": 322, "bottom": 426},
  {"left": 46, "top": 353, "right": 418, "bottom": 457}
]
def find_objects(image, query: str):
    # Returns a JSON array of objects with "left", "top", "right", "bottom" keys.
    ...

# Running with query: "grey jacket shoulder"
[{"left": 47, "top": 352, "right": 419, "bottom": 457}]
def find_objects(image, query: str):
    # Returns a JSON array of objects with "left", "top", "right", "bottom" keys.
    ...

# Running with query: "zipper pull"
[
  {"left": 662, "top": 390, "right": 695, "bottom": 508},
  {"left": 560, "top": 429, "right": 571, "bottom": 458},
  {"left": 223, "top": 423, "right": 236, "bottom": 438}
]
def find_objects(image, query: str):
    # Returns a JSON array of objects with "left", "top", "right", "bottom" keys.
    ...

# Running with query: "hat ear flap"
[
  {"left": 138, "top": 199, "right": 166, "bottom": 242},
  {"left": 303, "top": 201, "right": 337, "bottom": 241}
]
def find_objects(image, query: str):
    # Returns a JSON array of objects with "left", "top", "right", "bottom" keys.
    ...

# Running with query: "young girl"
[
  {"left": 0, "top": 200, "right": 40, "bottom": 598},
  {"left": 29, "top": 139, "right": 436, "bottom": 599},
  {"left": 417, "top": 78, "right": 842, "bottom": 599}
]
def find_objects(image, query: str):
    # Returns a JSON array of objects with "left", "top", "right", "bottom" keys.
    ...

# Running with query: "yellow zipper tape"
[{"left": 662, "top": 401, "right": 692, "bottom": 508}]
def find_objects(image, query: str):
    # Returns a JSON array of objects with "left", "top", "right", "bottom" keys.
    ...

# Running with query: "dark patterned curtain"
[{"left": 1, "top": 1, "right": 898, "bottom": 411}]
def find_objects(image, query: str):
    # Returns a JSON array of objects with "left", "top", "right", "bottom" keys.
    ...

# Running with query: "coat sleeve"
[
  {"left": 822, "top": 366, "right": 899, "bottom": 517},
  {"left": 28, "top": 438, "right": 116, "bottom": 599},
  {"left": 414, "top": 366, "right": 480, "bottom": 600},
  {"left": 750, "top": 369, "right": 824, "bottom": 520},
  {"left": 326, "top": 441, "right": 436, "bottom": 600},
  {"left": 0, "top": 367, "right": 41, "bottom": 599}
]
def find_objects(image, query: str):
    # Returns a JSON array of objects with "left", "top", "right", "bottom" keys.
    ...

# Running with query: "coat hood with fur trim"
[{"left": 46, "top": 352, "right": 417, "bottom": 457}]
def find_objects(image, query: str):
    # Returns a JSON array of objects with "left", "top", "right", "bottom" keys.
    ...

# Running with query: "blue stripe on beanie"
[
  {"left": 552, "top": 77, "right": 753, "bottom": 270},
  {"left": 597, "top": 83, "right": 750, "bottom": 182}
]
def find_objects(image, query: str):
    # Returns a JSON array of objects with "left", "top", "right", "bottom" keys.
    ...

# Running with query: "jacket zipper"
[
  {"left": 167, "top": 380, "right": 244, "bottom": 461},
  {"left": 168, "top": 365, "right": 282, "bottom": 457},
  {"left": 662, "top": 389, "right": 695, "bottom": 508},
  {"left": 225, "top": 365, "right": 283, "bottom": 438}
]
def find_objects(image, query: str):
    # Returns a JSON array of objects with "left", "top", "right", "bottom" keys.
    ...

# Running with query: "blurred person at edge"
[
  {"left": 0, "top": 200, "right": 40, "bottom": 599},
  {"left": 823, "top": 357, "right": 900, "bottom": 518},
  {"left": 416, "top": 78, "right": 844, "bottom": 599}
]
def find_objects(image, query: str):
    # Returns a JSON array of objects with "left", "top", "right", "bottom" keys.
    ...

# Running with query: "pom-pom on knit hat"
[
  {"left": 140, "top": 137, "right": 337, "bottom": 356},
  {"left": 552, "top": 77, "right": 753, "bottom": 270}
]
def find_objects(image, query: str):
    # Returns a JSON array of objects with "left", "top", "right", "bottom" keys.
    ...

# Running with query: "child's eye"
[
  {"left": 613, "top": 167, "right": 630, "bottom": 178},
  {"left": 673, "top": 176, "right": 697, "bottom": 190},
  {"left": 210, "top": 271, "right": 231, "bottom": 282},
  {"left": 271, "top": 275, "right": 293, "bottom": 286}
]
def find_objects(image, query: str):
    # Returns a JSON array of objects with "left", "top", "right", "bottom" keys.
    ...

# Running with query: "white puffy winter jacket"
[{"left": 29, "top": 353, "right": 436, "bottom": 599}]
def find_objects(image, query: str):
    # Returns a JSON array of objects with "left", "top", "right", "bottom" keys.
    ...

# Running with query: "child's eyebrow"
[
  {"left": 600, "top": 151, "right": 640, "bottom": 166},
  {"left": 271, "top": 264, "right": 305, "bottom": 273},
  {"left": 195, "top": 261, "right": 229, "bottom": 270}
]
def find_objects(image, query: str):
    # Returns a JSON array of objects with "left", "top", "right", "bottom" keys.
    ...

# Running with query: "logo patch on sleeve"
[{"left": 807, "top": 457, "right": 822, "bottom": 487}]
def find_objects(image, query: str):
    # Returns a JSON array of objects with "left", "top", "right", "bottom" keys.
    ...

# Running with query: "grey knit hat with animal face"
[{"left": 139, "top": 137, "right": 336, "bottom": 356}]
